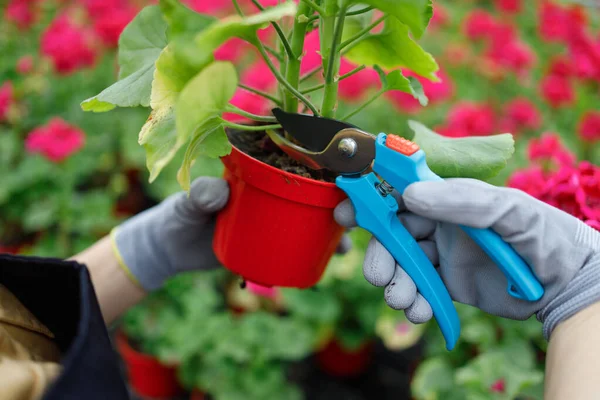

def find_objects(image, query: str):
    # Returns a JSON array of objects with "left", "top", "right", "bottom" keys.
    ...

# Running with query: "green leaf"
[
  {"left": 375, "top": 66, "right": 428, "bottom": 106},
  {"left": 81, "top": 6, "right": 168, "bottom": 111},
  {"left": 408, "top": 121, "right": 515, "bottom": 180},
  {"left": 138, "top": 106, "right": 177, "bottom": 182},
  {"left": 411, "top": 357, "right": 455, "bottom": 399},
  {"left": 344, "top": 18, "right": 438, "bottom": 81},
  {"left": 173, "top": 1, "right": 297, "bottom": 70},
  {"left": 159, "top": 0, "right": 215, "bottom": 38},
  {"left": 351, "top": 0, "right": 432, "bottom": 38},
  {"left": 175, "top": 61, "right": 238, "bottom": 191}
]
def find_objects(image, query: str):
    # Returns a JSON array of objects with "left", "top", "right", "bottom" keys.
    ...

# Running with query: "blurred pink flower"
[
  {"left": 429, "top": 4, "right": 448, "bottom": 30},
  {"left": 93, "top": 6, "right": 137, "bottom": 47},
  {"left": 0, "top": 82, "right": 14, "bottom": 123},
  {"left": 507, "top": 166, "right": 547, "bottom": 198},
  {"left": 540, "top": 74, "right": 574, "bottom": 108},
  {"left": 499, "top": 97, "right": 541, "bottom": 133},
  {"left": 386, "top": 68, "right": 453, "bottom": 113},
  {"left": 16, "top": 55, "right": 34, "bottom": 74},
  {"left": 5, "top": 0, "right": 36, "bottom": 30},
  {"left": 215, "top": 38, "right": 252, "bottom": 62},
  {"left": 528, "top": 132, "right": 575, "bottom": 166},
  {"left": 538, "top": 2, "right": 586, "bottom": 43},
  {"left": 246, "top": 281, "right": 278, "bottom": 299},
  {"left": 338, "top": 59, "right": 380, "bottom": 103},
  {"left": 548, "top": 56, "right": 573, "bottom": 77},
  {"left": 486, "top": 38, "right": 535, "bottom": 76},
  {"left": 41, "top": 14, "right": 97, "bottom": 74},
  {"left": 443, "top": 102, "right": 496, "bottom": 137},
  {"left": 300, "top": 30, "right": 321, "bottom": 74},
  {"left": 490, "top": 379, "right": 506, "bottom": 393},
  {"left": 83, "top": 0, "right": 123, "bottom": 18},
  {"left": 495, "top": 0, "right": 522, "bottom": 13},
  {"left": 242, "top": 59, "right": 277, "bottom": 91},
  {"left": 463, "top": 10, "right": 498, "bottom": 41},
  {"left": 578, "top": 111, "right": 600, "bottom": 143},
  {"left": 25, "top": 118, "right": 86, "bottom": 162}
]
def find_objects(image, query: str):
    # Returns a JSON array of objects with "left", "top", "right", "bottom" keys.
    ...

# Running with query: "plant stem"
[
  {"left": 225, "top": 105, "right": 278, "bottom": 122},
  {"left": 283, "top": 1, "right": 311, "bottom": 113},
  {"left": 346, "top": 6, "right": 373, "bottom": 16},
  {"left": 342, "top": 89, "right": 384, "bottom": 120},
  {"left": 264, "top": 45, "right": 284, "bottom": 62},
  {"left": 232, "top": 0, "right": 244, "bottom": 15},
  {"left": 249, "top": 0, "right": 295, "bottom": 59},
  {"left": 300, "top": 66, "right": 322, "bottom": 82},
  {"left": 221, "top": 120, "right": 282, "bottom": 131},
  {"left": 300, "top": 0, "right": 326, "bottom": 15},
  {"left": 321, "top": 1, "right": 347, "bottom": 118},
  {"left": 256, "top": 43, "right": 319, "bottom": 114},
  {"left": 301, "top": 64, "right": 365, "bottom": 94},
  {"left": 238, "top": 83, "right": 283, "bottom": 106},
  {"left": 339, "top": 15, "right": 386, "bottom": 51}
]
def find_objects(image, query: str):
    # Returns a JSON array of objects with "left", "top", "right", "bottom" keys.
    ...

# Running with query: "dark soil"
[{"left": 227, "top": 128, "right": 338, "bottom": 183}]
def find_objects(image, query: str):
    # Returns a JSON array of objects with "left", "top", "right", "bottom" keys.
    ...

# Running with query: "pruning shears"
[{"left": 269, "top": 108, "right": 544, "bottom": 351}]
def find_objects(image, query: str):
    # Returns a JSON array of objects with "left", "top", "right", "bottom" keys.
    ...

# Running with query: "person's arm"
[
  {"left": 545, "top": 301, "right": 600, "bottom": 400},
  {"left": 70, "top": 236, "right": 145, "bottom": 324}
]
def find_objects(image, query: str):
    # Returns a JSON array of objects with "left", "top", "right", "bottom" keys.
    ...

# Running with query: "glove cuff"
[
  {"left": 538, "top": 255, "right": 600, "bottom": 340},
  {"left": 109, "top": 227, "right": 143, "bottom": 289}
]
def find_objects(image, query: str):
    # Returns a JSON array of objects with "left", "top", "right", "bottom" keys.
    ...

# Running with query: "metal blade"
[{"left": 271, "top": 108, "right": 357, "bottom": 152}]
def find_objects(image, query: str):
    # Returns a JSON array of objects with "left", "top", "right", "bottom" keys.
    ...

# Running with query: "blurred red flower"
[
  {"left": 93, "top": 5, "right": 138, "bottom": 47},
  {"left": 540, "top": 74, "right": 574, "bottom": 108},
  {"left": 548, "top": 56, "right": 572, "bottom": 77},
  {"left": 486, "top": 38, "right": 535, "bottom": 76},
  {"left": 386, "top": 68, "right": 453, "bottom": 113},
  {"left": 463, "top": 9, "right": 498, "bottom": 41},
  {"left": 495, "top": 0, "right": 521, "bottom": 13},
  {"left": 16, "top": 55, "right": 34, "bottom": 74},
  {"left": 0, "top": 82, "right": 14, "bottom": 123},
  {"left": 82, "top": 0, "right": 123, "bottom": 18},
  {"left": 499, "top": 97, "right": 541, "bottom": 133},
  {"left": 41, "top": 14, "right": 97, "bottom": 74},
  {"left": 538, "top": 1, "right": 586, "bottom": 43},
  {"left": 507, "top": 166, "right": 548, "bottom": 198},
  {"left": 578, "top": 111, "right": 600, "bottom": 142},
  {"left": 215, "top": 38, "right": 252, "bottom": 62},
  {"left": 183, "top": 0, "right": 232, "bottom": 14},
  {"left": 25, "top": 118, "right": 86, "bottom": 162},
  {"left": 338, "top": 59, "right": 381, "bottom": 103},
  {"left": 439, "top": 102, "right": 495, "bottom": 137},
  {"left": 300, "top": 30, "right": 321, "bottom": 74},
  {"left": 429, "top": 4, "right": 448, "bottom": 30},
  {"left": 528, "top": 132, "right": 575, "bottom": 166},
  {"left": 490, "top": 378, "right": 506, "bottom": 393},
  {"left": 5, "top": 0, "right": 36, "bottom": 30}
]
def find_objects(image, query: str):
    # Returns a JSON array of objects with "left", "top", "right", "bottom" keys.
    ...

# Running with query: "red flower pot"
[
  {"left": 315, "top": 338, "right": 374, "bottom": 377},
  {"left": 115, "top": 331, "right": 183, "bottom": 399},
  {"left": 213, "top": 144, "right": 347, "bottom": 288}
]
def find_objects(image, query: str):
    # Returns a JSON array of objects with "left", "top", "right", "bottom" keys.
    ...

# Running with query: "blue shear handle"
[
  {"left": 337, "top": 174, "right": 460, "bottom": 351},
  {"left": 372, "top": 133, "right": 544, "bottom": 302}
]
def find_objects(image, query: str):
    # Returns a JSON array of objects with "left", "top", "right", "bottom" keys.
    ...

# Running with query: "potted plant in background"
[{"left": 82, "top": 0, "right": 516, "bottom": 289}]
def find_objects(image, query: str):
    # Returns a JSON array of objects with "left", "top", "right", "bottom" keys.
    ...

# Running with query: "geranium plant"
[{"left": 81, "top": 0, "right": 515, "bottom": 288}]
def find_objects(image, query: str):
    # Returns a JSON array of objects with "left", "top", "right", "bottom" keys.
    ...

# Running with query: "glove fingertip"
[
  {"left": 189, "top": 177, "right": 230, "bottom": 212},
  {"left": 363, "top": 238, "right": 395, "bottom": 287},
  {"left": 334, "top": 199, "right": 357, "bottom": 228},
  {"left": 405, "top": 294, "right": 433, "bottom": 324}
]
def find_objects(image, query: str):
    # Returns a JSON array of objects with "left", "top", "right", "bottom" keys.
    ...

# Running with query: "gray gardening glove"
[
  {"left": 113, "top": 176, "right": 352, "bottom": 291},
  {"left": 334, "top": 178, "right": 600, "bottom": 340}
]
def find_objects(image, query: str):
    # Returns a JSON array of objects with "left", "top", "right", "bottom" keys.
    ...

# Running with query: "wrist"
[{"left": 538, "top": 254, "right": 600, "bottom": 340}]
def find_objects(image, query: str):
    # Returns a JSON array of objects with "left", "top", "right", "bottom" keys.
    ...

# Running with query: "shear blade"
[{"left": 271, "top": 108, "right": 357, "bottom": 152}]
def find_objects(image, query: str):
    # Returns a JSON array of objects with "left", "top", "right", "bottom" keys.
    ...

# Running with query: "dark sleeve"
[{"left": 0, "top": 254, "right": 130, "bottom": 400}]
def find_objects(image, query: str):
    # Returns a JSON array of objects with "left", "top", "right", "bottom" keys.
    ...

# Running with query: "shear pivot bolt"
[{"left": 338, "top": 138, "right": 357, "bottom": 158}]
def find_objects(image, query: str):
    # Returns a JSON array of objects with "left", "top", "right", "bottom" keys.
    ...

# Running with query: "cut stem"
[
  {"left": 342, "top": 89, "right": 384, "bottom": 120},
  {"left": 238, "top": 83, "right": 283, "bottom": 106},
  {"left": 283, "top": 1, "right": 311, "bottom": 113},
  {"left": 225, "top": 105, "right": 278, "bottom": 122},
  {"left": 221, "top": 120, "right": 282, "bottom": 131}
]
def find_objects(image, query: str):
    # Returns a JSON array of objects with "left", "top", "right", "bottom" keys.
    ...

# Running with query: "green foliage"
[
  {"left": 351, "top": 0, "right": 433, "bottom": 39},
  {"left": 81, "top": 6, "right": 168, "bottom": 111},
  {"left": 375, "top": 66, "right": 428, "bottom": 106},
  {"left": 408, "top": 121, "right": 516, "bottom": 181}
]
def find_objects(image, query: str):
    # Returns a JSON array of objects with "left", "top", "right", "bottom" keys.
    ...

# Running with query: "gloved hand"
[
  {"left": 334, "top": 178, "right": 600, "bottom": 340},
  {"left": 113, "top": 176, "right": 352, "bottom": 291}
]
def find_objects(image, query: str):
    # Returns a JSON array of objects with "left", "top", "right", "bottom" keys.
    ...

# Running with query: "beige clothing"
[{"left": 0, "top": 285, "right": 62, "bottom": 400}]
